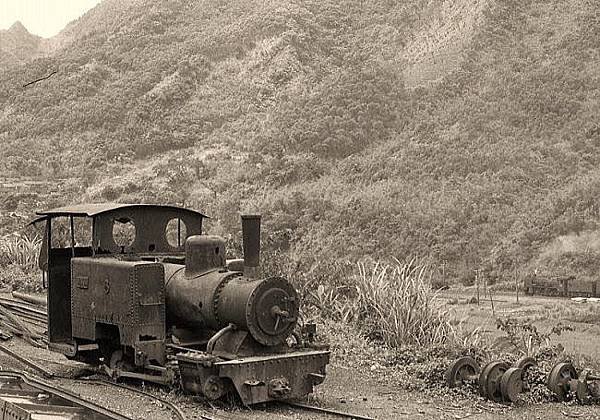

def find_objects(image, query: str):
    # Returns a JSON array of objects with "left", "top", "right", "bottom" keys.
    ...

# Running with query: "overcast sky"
[{"left": 0, "top": 0, "right": 101, "bottom": 38}]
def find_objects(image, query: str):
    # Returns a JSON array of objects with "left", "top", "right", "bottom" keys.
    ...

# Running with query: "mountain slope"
[
  {"left": 1, "top": 0, "right": 599, "bottom": 283},
  {"left": 0, "top": 22, "right": 43, "bottom": 68}
]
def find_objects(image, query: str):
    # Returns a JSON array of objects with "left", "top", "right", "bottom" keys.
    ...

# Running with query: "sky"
[{"left": 0, "top": 0, "right": 102, "bottom": 38}]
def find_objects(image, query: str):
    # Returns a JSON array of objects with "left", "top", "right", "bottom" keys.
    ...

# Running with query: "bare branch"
[{"left": 22, "top": 71, "right": 58, "bottom": 88}]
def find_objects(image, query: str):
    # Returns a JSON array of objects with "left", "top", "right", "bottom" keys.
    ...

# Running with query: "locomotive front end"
[{"left": 165, "top": 237, "right": 299, "bottom": 347}]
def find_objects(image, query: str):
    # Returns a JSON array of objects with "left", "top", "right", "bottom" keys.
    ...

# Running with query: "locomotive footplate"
[{"left": 177, "top": 349, "right": 330, "bottom": 405}]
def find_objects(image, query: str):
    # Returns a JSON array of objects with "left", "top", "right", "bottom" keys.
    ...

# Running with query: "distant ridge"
[
  {"left": 8, "top": 21, "right": 28, "bottom": 34},
  {"left": 0, "top": 21, "right": 43, "bottom": 68}
]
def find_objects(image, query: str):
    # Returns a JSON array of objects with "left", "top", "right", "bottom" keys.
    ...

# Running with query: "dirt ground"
[{"left": 0, "top": 291, "right": 598, "bottom": 419}]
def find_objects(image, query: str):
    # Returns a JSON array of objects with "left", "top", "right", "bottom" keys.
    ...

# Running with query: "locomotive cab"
[
  {"left": 34, "top": 203, "right": 329, "bottom": 405},
  {"left": 34, "top": 204, "right": 203, "bottom": 352}
]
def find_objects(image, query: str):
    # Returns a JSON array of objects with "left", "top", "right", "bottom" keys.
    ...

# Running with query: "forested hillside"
[{"left": 1, "top": 0, "right": 599, "bottom": 284}]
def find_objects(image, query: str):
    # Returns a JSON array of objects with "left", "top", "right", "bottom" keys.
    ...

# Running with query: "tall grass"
[
  {"left": 353, "top": 258, "right": 473, "bottom": 348},
  {"left": 0, "top": 234, "right": 41, "bottom": 271}
]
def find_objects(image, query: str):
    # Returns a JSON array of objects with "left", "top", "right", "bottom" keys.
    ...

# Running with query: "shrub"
[
  {"left": 494, "top": 317, "right": 573, "bottom": 356},
  {"left": 0, "top": 264, "right": 42, "bottom": 293},
  {"left": 0, "top": 233, "right": 41, "bottom": 272},
  {"left": 353, "top": 258, "right": 475, "bottom": 348},
  {"left": 0, "top": 234, "right": 42, "bottom": 292}
]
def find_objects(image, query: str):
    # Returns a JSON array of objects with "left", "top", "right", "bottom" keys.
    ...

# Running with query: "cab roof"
[{"left": 34, "top": 203, "right": 207, "bottom": 219}]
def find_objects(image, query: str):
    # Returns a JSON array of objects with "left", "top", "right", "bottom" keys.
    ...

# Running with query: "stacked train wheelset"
[{"left": 446, "top": 356, "right": 600, "bottom": 404}]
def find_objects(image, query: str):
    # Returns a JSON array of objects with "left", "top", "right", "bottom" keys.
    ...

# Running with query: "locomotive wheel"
[
  {"left": 500, "top": 367, "right": 523, "bottom": 403},
  {"left": 547, "top": 362, "right": 578, "bottom": 401},
  {"left": 109, "top": 350, "right": 133, "bottom": 372},
  {"left": 478, "top": 362, "right": 496, "bottom": 397},
  {"left": 479, "top": 361, "right": 510, "bottom": 401},
  {"left": 202, "top": 375, "right": 228, "bottom": 401},
  {"left": 513, "top": 356, "right": 537, "bottom": 371},
  {"left": 575, "top": 369, "right": 594, "bottom": 404},
  {"left": 513, "top": 356, "right": 537, "bottom": 392},
  {"left": 445, "top": 357, "right": 480, "bottom": 388}
]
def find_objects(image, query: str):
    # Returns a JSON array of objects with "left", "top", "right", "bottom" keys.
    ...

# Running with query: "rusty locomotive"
[{"left": 33, "top": 203, "right": 329, "bottom": 405}]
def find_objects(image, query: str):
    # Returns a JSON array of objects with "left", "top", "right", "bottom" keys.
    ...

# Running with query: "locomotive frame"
[{"left": 33, "top": 203, "right": 329, "bottom": 405}]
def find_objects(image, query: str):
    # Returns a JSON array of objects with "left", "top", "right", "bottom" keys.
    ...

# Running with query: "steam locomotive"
[{"left": 33, "top": 203, "right": 329, "bottom": 405}]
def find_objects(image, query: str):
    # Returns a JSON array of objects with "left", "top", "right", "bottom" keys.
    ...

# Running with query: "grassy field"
[{"left": 441, "top": 289, "right": 600, "bottom": 364}]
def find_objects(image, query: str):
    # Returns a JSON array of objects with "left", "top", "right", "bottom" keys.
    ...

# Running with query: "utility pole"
[
  {"left": 481, "top": 269, "right": 487, "bottom": 298},
  {"left": 475, "top": 269, "right": 480, "bottom": 306},
  {"left": 442, "top": 260, "right": 446, "bottom": 289},
  {"left": 515, "top": 264, "right": 519, "bottom": 303}
]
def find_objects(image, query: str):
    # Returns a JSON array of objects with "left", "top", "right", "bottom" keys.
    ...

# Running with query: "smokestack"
[{"left": 241, "top": 214, "right": 261, "bottom": 276}]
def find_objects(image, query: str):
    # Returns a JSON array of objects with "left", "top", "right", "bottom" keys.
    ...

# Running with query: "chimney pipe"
[{"left": 241, "top": 214, "right": 261, "bottom": 276}]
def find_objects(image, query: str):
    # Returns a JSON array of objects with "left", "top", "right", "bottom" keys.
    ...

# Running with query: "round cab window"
[
  {"left": 166, "top": 218, "right": 187, "bottom": 248},
  {"left": 112, "top": 218, "right": 136, "bottom": 248}
]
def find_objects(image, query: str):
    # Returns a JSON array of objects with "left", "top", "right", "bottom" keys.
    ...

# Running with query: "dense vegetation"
[{"left": 1, "top": 0, "right": 600, "bottom": 286}]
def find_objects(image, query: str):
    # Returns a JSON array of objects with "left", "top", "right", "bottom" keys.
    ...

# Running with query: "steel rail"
[
  {"left": 0, "top": 314, "right": 44, "bottom": 334},
  {"left": 4, "top": 309, "right": 47, "bottom": 325},
  {"left": 0, "top": 314, "right": 46, "bottom": 332},
  {"left": 0, "top": 319, "right": 44, "bottom": 347},
  {"left": 0, "top": 369, "right": 132, "bottom": 420},
  {"left": 284, "top": 402, "right": 377, "bottom": 420},
  {"left": 0, "top": 344, "right": 55, "bottom": 378},
  {"left": 11, "top": 291, "right": 47, "bottom": 306},
  {"left": 0, "top": 297, "right": 48, "bottom": 315},
  {"left": 0, "top": 303, "right": 48, "bottom": 320},
  {"left": 81, "top": 378, "right": 193, "bottom": 420}
]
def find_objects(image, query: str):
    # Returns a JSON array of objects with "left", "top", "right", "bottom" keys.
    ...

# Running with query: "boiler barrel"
[{"left": 165, "top": 266, "right": 298, "bottom": 346}]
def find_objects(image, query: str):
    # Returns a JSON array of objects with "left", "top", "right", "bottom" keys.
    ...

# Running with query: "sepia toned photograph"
[{"left": 0, "top": 0, "right": 599, "bottom": 419}]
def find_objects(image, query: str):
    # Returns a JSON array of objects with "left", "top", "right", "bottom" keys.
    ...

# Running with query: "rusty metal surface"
[
  {"left": 166, "top": 266, "right": 237, "bottom": 329},
  {"left": 93, "top": 207, "right": 204, "bottom": 255},
  {"left": 241, "top": 215, "right": 261, "bottom": 270},
  {"left": 479, "top": 361, "right": 509, "bottom": 402},
  {"left": 445, "top": 356, "right": 480, "bottom": 388},
  {"left": 71, "top": 258, "right": 166, "bottom": 365},
  {"left": 184, "top": 236, "right": 227, "bottom": 276},
  {"left": 547, "top": 362, "right": 578, "bottom": 401},
  {"left": 212, "top": 350, "right": 330, "bottom": 405},
  {"left": 218, "top": 276, "right": 298, "bottom": 347},
  {"left": 500, "top": 367, "right": 523, "bottom": 403},
  {"left": 167, "top": 269, "right": 298, "bottom": 347},
  {"left": 11, "top": 292, "right": 47, "bottom": 307},
  {"left": 177, "top": 351, "right": 330, "bottom": 405}
]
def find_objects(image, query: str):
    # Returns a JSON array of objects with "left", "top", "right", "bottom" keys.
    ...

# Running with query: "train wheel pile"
[{"left": 446, "top": 356, "right": 600, "bottom": 405}]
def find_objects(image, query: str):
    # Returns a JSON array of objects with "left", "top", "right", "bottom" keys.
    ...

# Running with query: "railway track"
[
  {"left": 0, "top": 369, "right": 132, "bottom": 419},
  {"left": 0, "top": 347, "right": 376, "bottom": 420},
  {"left": 0, "top": 294, "right": 375, "bottom": 420}
]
